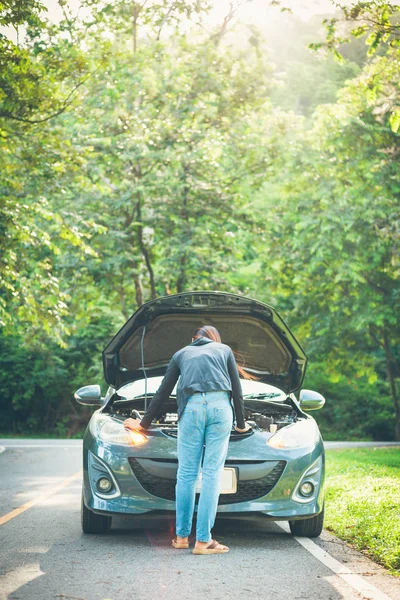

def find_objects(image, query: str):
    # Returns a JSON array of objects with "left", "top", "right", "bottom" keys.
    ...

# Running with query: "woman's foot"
[
  {"left": 193, "top": 539, "right": 229, "bottom": 554},
  {"left": 177, "top": 536, "right": 189, "bottom": 545},
  {"left": 172, "top": 535, "right": 189, "bottom": 548}
]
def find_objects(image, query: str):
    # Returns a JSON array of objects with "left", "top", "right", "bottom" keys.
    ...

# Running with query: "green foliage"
[
  {"left": 0, "top": 0, "right": 88, "bottom": 125},
  {"left": 0, "top": 309, "right": 115, "bottom": 436},
  {"left": 325, "top": 448, "right": 400, "bottom": 573},
  {"left": 305, "top": 364, "right": 395, "bottom": 440},
  {"left": 267, "top": 12, "right": 362, "bottom": 116},
  {"left": 311, "top": 1, "right": 400, "bottom": 56},
  {"left": 251, "top": 54, "right": 400, "bottom": 437},
  {"left": 271, "top": 56, "right": 360, "bottom": 116},
  {"left": 0, "top": 0, "right": 96, "bottom": 337},
  {"left": 309, "top": 1, "right": 400, "bottom": 130},
  {"left": 61, "top": 6, "right": 274, "bottom": 308},
  {"left": 0, "top": 126, "right": 104, "bottom": 340}
]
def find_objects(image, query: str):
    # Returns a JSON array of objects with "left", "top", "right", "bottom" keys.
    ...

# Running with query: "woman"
[{"left": 124, "top": 325, "right": 252, "bottom": 555}]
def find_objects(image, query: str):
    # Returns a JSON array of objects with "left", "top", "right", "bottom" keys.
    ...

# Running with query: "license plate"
[{"left": 195, "top": 467, "right": 237, "bottom": 494}]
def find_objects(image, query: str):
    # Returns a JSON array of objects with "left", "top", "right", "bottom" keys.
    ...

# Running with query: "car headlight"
[
  {"left": 267, "top": 418, "right": 320, "bottom": 449},
  {"left": 91, "top": 416, "right": 148, "bottom": 446}
]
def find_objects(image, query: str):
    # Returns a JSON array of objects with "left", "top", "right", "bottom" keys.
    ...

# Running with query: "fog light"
[
  {"left": 97, "top": 477, "right": 112, "bottom": 493},
  {"left": 299, "top": 481, "right": 314, "bottom": 497}
]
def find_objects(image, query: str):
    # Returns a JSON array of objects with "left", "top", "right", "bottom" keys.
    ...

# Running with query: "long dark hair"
[{"left": 193, "top": 325, "right": 258, "bottom": 380}]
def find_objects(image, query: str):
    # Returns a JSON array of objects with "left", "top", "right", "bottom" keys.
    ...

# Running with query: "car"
[{"left": 75, "top": 291, "right": 326, "bottom": 537}]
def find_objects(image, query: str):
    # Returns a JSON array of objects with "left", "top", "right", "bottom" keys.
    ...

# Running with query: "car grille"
[
  {"left": 128, "top": 458, "right": 286, "bottom": 505},
  {"left": 161, "top": 428, "right": 254, "bottom": 441}
]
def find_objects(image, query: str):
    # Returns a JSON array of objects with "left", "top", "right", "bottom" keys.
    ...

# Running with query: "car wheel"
[
  {"left": 288, "top": 506, "right": 324, "bottom": 538},
  {"left": 81, "top": 492, "right": 112, "bottom": 534}
]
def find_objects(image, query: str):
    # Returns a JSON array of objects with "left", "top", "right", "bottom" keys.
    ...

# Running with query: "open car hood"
[{"left": 102, "top": 291, "right": 308, "bottom": 393}]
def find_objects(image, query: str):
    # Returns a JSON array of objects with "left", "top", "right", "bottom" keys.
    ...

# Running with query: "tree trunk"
[
  {"left": 140, "top": 239, "right": 156, "bottom": 298},
  {"left": 176, "top": 253, "right": 187, "bottom": 293},
  {"left": 123, "top": 209, "right": 144, "bottom": 307},
  {"left": 135, "top": 192, "right": 156, "bottom": 299},
  {"left": 118, "top": 285, "right": 130, "bottom": 320},
  {"left": 132, "top": 2, "right": 139, "bottom": 54},
  {"left": 382, "top": 329, "right": 400, "bottom": 441},
  {"left": 176, "top": 167, "right": 190, "bottom": 292},
  {"left": 133, "top": 273, "right": 143, "bottom": 307}
]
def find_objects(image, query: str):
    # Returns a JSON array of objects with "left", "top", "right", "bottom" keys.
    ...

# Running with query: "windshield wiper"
[
  {"left": 243, "top": 393, "right": 283, "bottom": 399},
  {"left": 117, "top": 392, "right": 177, "bottom": 400}
]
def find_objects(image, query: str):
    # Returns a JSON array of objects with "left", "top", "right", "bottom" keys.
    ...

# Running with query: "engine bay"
[
  {"left": 244, "top": 398, "right": 298, "bottom": 431},
  {"left": 108, "top": 394, "right": 299, "bottom": 433}
]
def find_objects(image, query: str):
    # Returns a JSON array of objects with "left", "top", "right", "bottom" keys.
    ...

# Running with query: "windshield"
[{"left": 116, "top": 376, "right": 286, "bottom": 401}]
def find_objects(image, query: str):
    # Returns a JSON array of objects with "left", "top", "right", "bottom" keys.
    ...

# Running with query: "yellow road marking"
[{"left": 0, "top": 470, "right": 82, "bottom": 526}]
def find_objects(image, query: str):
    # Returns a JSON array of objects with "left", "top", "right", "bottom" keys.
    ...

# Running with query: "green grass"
[{"left": 325, "top": 448, "right": 400, "bottom": 574}]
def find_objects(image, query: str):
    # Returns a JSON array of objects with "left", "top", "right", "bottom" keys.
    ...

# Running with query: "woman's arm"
[
  {"left": 124, "top": 357, "right": 180, "bottom": 431},
  {"left": 227, "top": 349, "right": 247, "bottom": 430}
]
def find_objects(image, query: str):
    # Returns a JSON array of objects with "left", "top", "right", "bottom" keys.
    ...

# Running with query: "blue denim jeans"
[{"left": 175, "top": 390, "right": 233, "bottom": 542}]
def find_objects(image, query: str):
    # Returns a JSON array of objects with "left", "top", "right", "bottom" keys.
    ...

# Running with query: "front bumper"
[{"left": 82, "top": 430, "right": 325, "bottom": 521}]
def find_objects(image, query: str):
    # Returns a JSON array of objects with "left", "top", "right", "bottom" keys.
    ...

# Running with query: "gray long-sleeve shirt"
[{"left": 140, "top": 337, "right": 245, "bottom": 429}]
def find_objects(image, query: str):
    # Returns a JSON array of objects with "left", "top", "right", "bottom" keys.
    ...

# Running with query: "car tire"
[
  {"left": 288, "top": 506, "right": 324, "bottom": 538},
  {"left": 81, "top": 492, "right": 112, "bottom": 534}
]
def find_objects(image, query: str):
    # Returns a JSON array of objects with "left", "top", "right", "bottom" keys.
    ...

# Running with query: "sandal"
[
  {"left": 192, "top": 539, "right": 229, "bottom": 555},
  {"left": 172, "top": 538, "right": 189, "bottom": 549}
]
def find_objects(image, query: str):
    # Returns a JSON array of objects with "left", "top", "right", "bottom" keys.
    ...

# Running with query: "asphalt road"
[{"left": 1, "top": 439, "right": 399, "bottom": 600}]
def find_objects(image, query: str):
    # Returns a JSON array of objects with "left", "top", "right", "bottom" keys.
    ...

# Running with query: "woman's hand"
[
  {"left": 235, "top": 421, "right": 252, "bottom": 433},
  {"left": 124, "top": 418, "right": 145, "bottom": 432}
]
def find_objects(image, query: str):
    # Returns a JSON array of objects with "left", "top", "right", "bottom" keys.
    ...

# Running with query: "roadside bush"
[
  {"left": 0, "top": 314, "right": 114, "bottom": 437},
  {"left": 304, "top": 364, "right": 395, "bottom": 440}
]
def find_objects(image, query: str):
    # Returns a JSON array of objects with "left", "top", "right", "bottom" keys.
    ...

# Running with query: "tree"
[
  {"left": 60, "top": 5, "right": 275, "bottom": 317},
  {"left": 313, "top": 1, "right": 400, "bottom": 57},
  {"left": 310, "top": 1, "right": 400, "bottom": 131},
  {"left": 0, "top": 0, "right": 94, "bottom": 337},
  {"left": 255, "top": 65, "right": 400, "bottom": 438}
]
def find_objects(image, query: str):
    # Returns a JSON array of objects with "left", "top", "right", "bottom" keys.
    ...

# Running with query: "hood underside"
[{"left": 102, "top": 291, "right": 308, "bottom": 393}]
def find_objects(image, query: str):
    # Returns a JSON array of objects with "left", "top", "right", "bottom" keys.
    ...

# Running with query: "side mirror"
[
  {"left": 74, "top": 385, "right": 102, "bottom": 406},
  {"left": 299, "top": 389, "right": 325, "bottom": 411}
]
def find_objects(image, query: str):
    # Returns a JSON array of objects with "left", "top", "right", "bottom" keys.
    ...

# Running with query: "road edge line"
[
  {"left": 276, "top": 523, "right": 393, "bottom": 600},
  {"left": 0, "top": 470, "right": 82, "bottom": 526}
]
